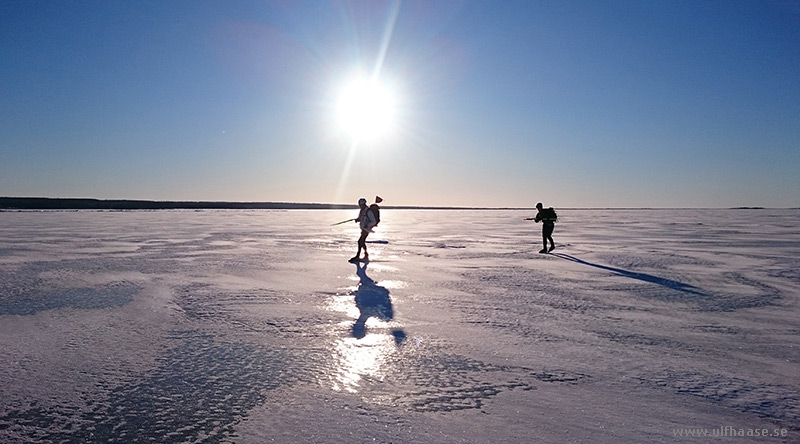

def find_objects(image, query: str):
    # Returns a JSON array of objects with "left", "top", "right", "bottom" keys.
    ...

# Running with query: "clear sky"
[{"left": 2, "top": 0, "right": 799, "bottom": 208}]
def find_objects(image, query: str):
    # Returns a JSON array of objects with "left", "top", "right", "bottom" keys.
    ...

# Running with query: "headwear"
[
  {"left": 358, "top": 198, "right": 367, "bottom": 206},
  {"left": 536, "top": 202, "right": 543, "bottom": 208},
  {"left": 375, "top": 196, "right": 383, "bottom": 203}
]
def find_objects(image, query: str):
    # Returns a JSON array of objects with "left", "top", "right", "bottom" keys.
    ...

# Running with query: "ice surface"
[{"left": 1, "top": 209, "right": 798, "bottom": 443}]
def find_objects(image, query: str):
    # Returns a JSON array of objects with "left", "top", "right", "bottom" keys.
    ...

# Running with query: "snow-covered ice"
[{"left": 1, "top": 208, "right": 798, "bottom": 443}]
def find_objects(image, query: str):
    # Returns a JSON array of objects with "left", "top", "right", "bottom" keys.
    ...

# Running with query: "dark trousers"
[{"left": 542, "top": 222, "right": 555, "bottom": 249}]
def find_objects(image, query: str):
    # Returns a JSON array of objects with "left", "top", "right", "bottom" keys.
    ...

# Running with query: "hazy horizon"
[{"left": 1, "top": 195, "right": 797, "bottom": 210}]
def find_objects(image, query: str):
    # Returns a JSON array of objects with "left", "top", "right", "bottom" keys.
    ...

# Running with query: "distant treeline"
[
  {"left": 0, "top": 197, "right": 355, "bottom": 210},
  {"left": 0, "top": 197, "right": 512, "bottom": 211},
  {"left": 4, "top": 198, "right": 775, "bottom": 211}
]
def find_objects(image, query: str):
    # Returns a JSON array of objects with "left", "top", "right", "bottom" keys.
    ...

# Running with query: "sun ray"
[
  {"left": 333, "top": 0, "right": 403, "bottom": 202},
  {"left": 373, "top": 0, "right": 401, "bottom": 79},
  {"left": 334, "top": 139, "right": 360, "bottom": 204}
]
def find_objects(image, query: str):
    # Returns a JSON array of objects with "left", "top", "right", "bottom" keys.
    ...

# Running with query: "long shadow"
[
  {"left": 551, "top": 253, "right": 705, "bottom": 296},
  {"left": 352, "top": 262, "right": 406, "bottom": 343}
]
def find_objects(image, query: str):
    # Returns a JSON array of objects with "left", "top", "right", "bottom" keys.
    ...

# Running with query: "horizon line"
[{"left": 0, "top": 197, "right": 793, "bottom": 211}]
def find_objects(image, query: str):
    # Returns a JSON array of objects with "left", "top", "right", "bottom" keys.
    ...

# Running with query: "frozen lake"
[{"left": 1, "top": 209, "right": 798, "bottom": 443}]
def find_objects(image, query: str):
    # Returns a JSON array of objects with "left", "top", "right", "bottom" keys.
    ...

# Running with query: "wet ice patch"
[
  {"left": 0, "top": 282, "right": 139, "bottom": 315},
  {"left": 356, "top": 340, "right": 589, "bottom": 413},
  {"left": 0, "top": 330, "right": 300, "bottom": 443},
  {"left": 641, "top": 370, "right": 800, "bottom": 428}
]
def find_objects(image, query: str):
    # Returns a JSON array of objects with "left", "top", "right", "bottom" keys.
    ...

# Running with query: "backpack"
[
  {"left": 542, "top": 207, "right": 557, "bottom": 222},
  {"left": 369, "top": 203, "right": 381, "bottom": 225}
]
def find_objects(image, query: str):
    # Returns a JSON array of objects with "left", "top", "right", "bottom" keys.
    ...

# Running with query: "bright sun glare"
[{"left": 336, "top": 76, "right": 395, "bottom": 142}]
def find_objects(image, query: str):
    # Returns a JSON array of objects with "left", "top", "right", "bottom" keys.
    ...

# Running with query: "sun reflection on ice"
[
  {"left": 330, "top": 332, "right": 395, "bottom": 393},
  {"left": 325, "top": 261, "right": 407, "bottom": 393}
]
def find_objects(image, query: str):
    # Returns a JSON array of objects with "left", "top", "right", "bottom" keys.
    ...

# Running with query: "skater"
[
  {"left": 349, "top": 196, "right": 382, "bottom": 263},
  {"left": 527, "top": 202, "right": 557, "bottom": 253}
]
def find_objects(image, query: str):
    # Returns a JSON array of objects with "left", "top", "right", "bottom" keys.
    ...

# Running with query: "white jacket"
[{"left": 359, "top": 207, "right": 377, "bottom": 232}]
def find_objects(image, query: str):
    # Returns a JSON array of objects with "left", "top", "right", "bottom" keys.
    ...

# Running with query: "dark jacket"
[{"left": 535, "top": 208, "right": 557, "bottom": 224}]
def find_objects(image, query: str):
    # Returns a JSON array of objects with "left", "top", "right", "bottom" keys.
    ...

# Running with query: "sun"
[{"left": 336, "top": 76, "right": 395, "bottom": 142}]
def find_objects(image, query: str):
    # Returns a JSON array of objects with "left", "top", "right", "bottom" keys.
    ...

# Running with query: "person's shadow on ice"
[{"left": 352, "top": 262, "right": 406, "bottom": 344}]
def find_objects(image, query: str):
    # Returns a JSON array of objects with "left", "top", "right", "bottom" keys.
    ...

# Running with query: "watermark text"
[{"left": 673, "top": 425, "right": 789, "bottom": 438}]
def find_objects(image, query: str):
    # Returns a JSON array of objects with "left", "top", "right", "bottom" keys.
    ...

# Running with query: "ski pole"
[{"left": 331, "top": 218, "right": 354, "bottom": 226}]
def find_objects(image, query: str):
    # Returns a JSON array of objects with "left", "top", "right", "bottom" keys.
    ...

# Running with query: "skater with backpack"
[
  {"left": 349, "top": 196, "right": 382, "bottom": 263},
  {"left": 525, "top": 202, "right": 557, "bottom": 253}
]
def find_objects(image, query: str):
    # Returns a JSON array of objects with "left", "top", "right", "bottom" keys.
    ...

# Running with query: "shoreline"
[{"left": 0, "top": 197, "right": 784, "bottom": 211}]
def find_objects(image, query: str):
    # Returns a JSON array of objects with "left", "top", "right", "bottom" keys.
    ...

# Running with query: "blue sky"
[{"left": 2, "top": 0, "right": 798, "bottom": 208}]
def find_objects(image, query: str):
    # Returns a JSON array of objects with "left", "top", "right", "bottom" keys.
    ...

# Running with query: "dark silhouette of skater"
[
  {"left": 349, "top": 196, "right": 381, "bottom": 263},
  {"left": 351, "top": 261, "right": 404, "bottom": 341},
  {"left": 526, "top": 202, "right": 557, "bottom": 253}
]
